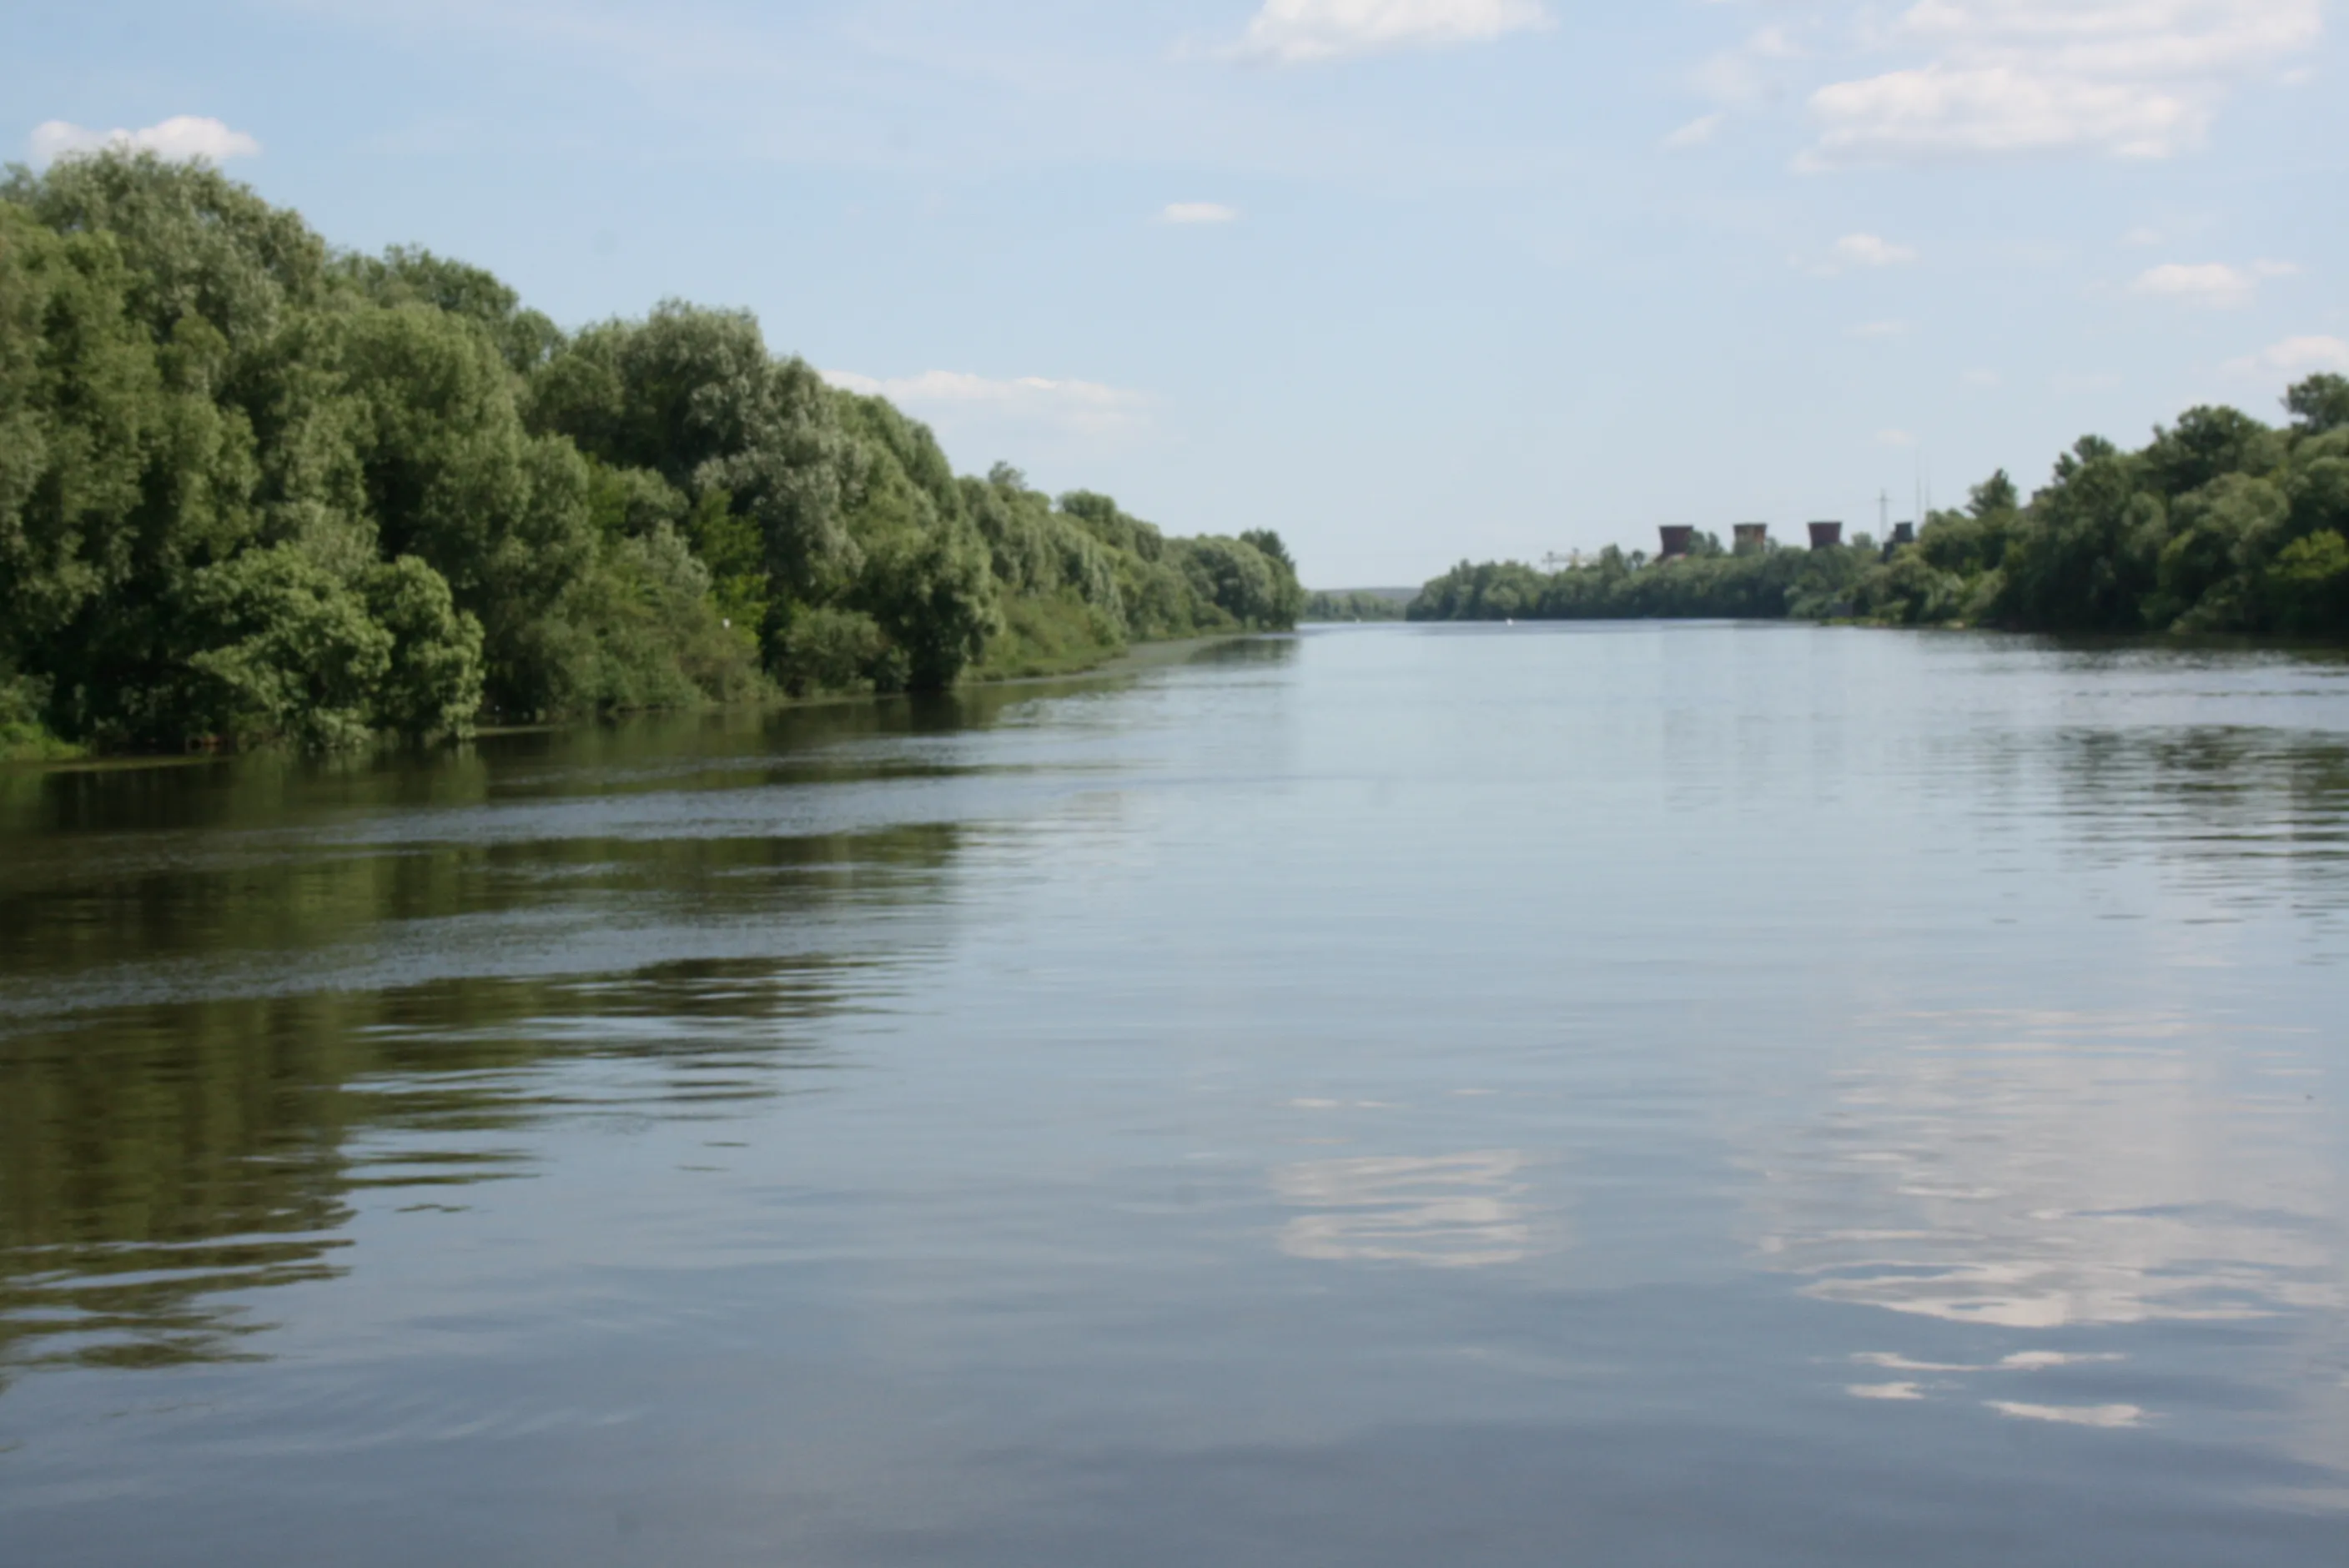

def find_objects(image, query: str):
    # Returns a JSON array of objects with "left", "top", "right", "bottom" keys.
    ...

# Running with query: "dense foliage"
[
  {"left": 0, "top": 153, "right": 1299, "bottom": 756},
  {"left": 1411, "top": 533, "right": 1874, "bottom": 623},
  {"left": 1409, "top": 380, "right": 2349, "bottom": 641},
  {"left": 1301, "top": 589, "right": 1407, "bottom": 621}
]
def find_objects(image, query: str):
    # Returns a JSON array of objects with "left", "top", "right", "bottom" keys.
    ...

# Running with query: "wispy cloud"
[
  {"left": 1799, "top": 0, "right": 2322, "bottom": 168},
  {"left": 1803, "top": 233, "right": 1920, "bottom": 276},
  {"left": 2128, "top": 259, "right": 2294, "bottom": 308},
  {"left": 822, "top": 368, "right": 1149, "bottom": 436},
  {"left": 1227, "top": 0, "right": 1552, "bottom": 65},
  {"left": 28, "top": 115, "right": 260, "bottom": 167},
  {"left": 1159, "top": 201, "right": 1240, "bottom": 224},
  {"left": 2222, "top": 334, "right": 2349, "bottom": 378},
  {"left": 1836, "top": 232, "right": 1919, "bottom": 268},
  {"left": 1850, "top": 319, "right": 1912, "bottom": 339},
  {"left": 1661, "top": 113, "right": 1726, "bottom": 151},
  {"left": 1689, "top": 23, "right": 1808, "bottom": 107},
  {"left": 1669, "top": 24, "right": 1808, "bottom": 150}
]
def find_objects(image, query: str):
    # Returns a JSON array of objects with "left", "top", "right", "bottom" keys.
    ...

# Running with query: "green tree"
[
  {"left": 334, "top": 244, "right": 561, "bottom": 375},
  {"left": 856, "top": 522, "right": 1000, "bottom": 691},
  {"left": 530, "top": 303, "right": 858, "bottom": 602},
  {"left": 177, "top": 544, "right": 393, "bottom": 750},
  {"left": 2271, "top": 531, "right": 2349, "bottom": 636},
  {"left": 3, "top": 148, "right": 1296, "bottom": 751},
  {"left": 2285, "top": 374, "right": 2349, "bottom": 435},
  {"left": 361, "top": 555, "right": 485, "bottom": 738}
]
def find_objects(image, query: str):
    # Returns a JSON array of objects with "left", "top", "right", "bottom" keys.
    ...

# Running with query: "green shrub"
[{"left": 775, "top": 606, "right": 899, "bottom": 696}]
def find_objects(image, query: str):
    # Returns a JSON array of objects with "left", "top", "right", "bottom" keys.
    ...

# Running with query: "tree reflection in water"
[
  {"left": 0, "top": 692, "right": 1049, "bottom": 1387},
  {"left": 0, "top": 955, "right": 884, "bottom": 1381}
]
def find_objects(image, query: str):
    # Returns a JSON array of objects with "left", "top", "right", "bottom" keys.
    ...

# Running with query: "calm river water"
[{"left": 3, "top": 622, "right": 2347, "bottom": 1565}]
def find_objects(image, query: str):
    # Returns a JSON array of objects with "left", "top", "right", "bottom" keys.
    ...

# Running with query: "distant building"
[
  {"left": 1658, "top": 525, "right": 1694, "bottom": 560},
  {"left": 1808, "top": 521, "right": 1843, "bottom": 550},
  {"left": 1733, "top": 522, "right": 1768, "bottom": 555}
]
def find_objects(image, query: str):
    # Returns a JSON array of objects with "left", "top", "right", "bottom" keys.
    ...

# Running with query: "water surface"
[{"left": 3, "top": 623, "right": 2347, "bottom": 1565}]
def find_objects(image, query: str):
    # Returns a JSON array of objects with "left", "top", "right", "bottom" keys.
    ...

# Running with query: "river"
[{"left": 3, "top": 621, "right": 2346, "bottom": 1565}]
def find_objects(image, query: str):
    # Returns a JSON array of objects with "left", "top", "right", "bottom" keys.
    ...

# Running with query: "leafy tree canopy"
[{"left": 0, "top": 151, "right": 1300, "bottom": 756}]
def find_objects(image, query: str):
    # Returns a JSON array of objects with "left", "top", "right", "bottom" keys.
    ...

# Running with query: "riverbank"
[{"left": 0, "top": 631, "right": 1272, "bottom": 771}]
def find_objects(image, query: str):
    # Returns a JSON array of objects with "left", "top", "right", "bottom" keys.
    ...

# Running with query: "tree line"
[
  {"left": 0, "top": 152, "right": 1301, "bottom": 757},
  {"left": 1301, "top": 589, "right": 1406, "bottom": 621},
  {"left": 1408, "top": 377, "right": 2349, "bottom": 638}
]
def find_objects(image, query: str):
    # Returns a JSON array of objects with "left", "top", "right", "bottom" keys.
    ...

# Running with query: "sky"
[{"left": 9, "top": 1, "right": 2346, "bottom": 586}]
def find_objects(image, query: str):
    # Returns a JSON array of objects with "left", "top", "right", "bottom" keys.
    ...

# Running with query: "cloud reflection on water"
[
  {"left": 1274, "top": 1151, "right": 1533, "bottom": 1269},
  {"left": 1756, "top": 1009, "right": 2338, "bottom": 1333},
  {"left": 1751, "top": 1005, "right": 2345, "bottom": 1468},
  {"left": 1988, "top": 1400, "right": 2147, "bottom": 1430}
]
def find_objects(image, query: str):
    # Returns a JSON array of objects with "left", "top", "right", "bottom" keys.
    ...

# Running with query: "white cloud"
[
  {"left": 1230, "top": 0, "right": 1551, "bottom": 64},
  {"left": 2131, "top": 260, "right": 2253, "bottom": 305},
  {"left": 1661, "top": 113, "right": 1727, "bottom": 150},
  {"left": 2128, "top": 259, "right": 2293, "bottom": 307},
  {"left": 1850, "top": 319, "right": 1912, "bottom": 339},
  {"left": 2222, "top": 335, "right": 2349, "bottom": 378},
  {"left": 1800, "top": 1, "right": 2323, "bottom": 168},
  {"left": 1803, "top": 232, "right": 1920, "bottom": 275},
  {"left": 822, "top": 368, "right": 1149, "bottom": 435},
  {"left": 1807, "top": 65, "right": 2202, "bottom": 164},
  {"left": 1835, "top": 232, "right": 1919, "bottom": 268},
  {"left": 1877, "top": 428, "right": 1919, "bottom": 446},
  {"left": 28, "top": 115, "right": 261, "bottom": 167},
  {"left": 1159, "top": 201, "right": 1240, "bottom": 224},
  {"left": 1898, "top": 0, "right": 2317, "bottom": 78}
]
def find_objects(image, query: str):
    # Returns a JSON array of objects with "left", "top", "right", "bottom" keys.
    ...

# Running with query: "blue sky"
[{"left": 11, "top": 1, "right": 2345, "bottom": 585}]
